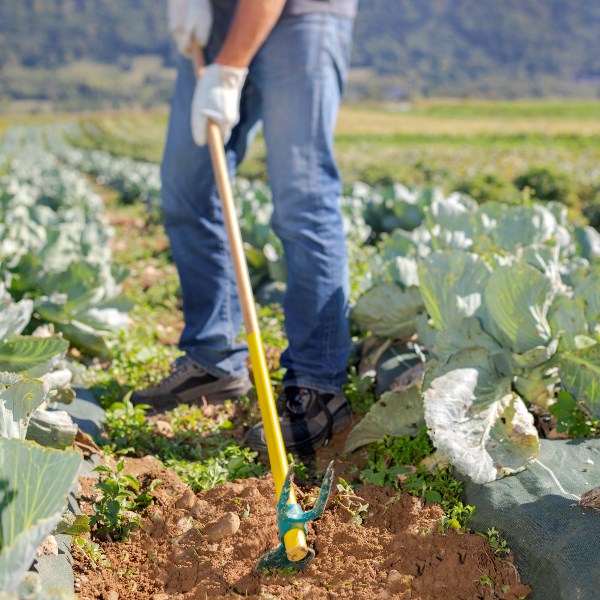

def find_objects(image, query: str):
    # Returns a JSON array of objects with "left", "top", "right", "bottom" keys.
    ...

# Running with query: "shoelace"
[
  {"left": 162, "top": 358, "right": 192, "bottom": 384},
  {"left": 285, "top": 387, "right": 315, "bottom": 416}
]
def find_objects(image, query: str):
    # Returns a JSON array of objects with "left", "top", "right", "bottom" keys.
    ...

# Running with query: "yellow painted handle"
[{"left": 190, "top": 39, "right": 308, "bottom": 561}]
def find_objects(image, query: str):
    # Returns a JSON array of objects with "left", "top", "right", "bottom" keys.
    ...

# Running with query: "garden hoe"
[{"left": 191, "top": 40, "right": 334, "bottom": 572}]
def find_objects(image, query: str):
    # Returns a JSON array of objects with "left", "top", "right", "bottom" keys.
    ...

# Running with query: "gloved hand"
[
  {"left": 191, "top": 63, "right": 248, "bottom": 146},
  {"left": 168, "top": 0, "right": 213, "bottom": 57}
]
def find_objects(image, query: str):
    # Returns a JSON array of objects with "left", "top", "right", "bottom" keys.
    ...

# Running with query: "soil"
[{"left": 74, "top": 458, "right": 530, "bottom": 600}]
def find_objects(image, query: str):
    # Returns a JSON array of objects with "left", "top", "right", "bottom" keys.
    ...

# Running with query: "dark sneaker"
[
  {"left": 244, "top": 386, "right": 353, "bottom": 455},
  {"left": 130, "top": 356, "right": 251, "bottom": 412}
]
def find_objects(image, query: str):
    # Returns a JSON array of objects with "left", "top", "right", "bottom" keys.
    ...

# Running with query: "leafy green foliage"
[
  {"left": 85, "top": 328, "right": 183, "bottom": 408},
  {"left": 360, "top": 428, "right": 475, "bottom": 529},
  {"left": 549, "top": 391, "right": 599, "bottom": 437},
  {"left": 73, "top": 537, "right": 110, "bottom": 570},
  {"left": 53, "top": 513, "right": 90, "bottom": 536},
  {"left": 257, "top": 304, "right": 286, "bottom": 350},
  {"left": 343, "top": 369, "right": 377, "bottom": 415},
  {"left": 166, "top": 444, "right": 263, "bottom": 493},
  {"left": 102, "top": 398, "right": 154, "bottom": 455},
  {"left": 0, "top": 374, "right": 48, "bottom": 439},
  {"left": 514, "top": 167, "right": 573, "bottom": 204},
  {"left": 478, "top": 527, "right": 512, "bottom": 560},
  {"left": 344, "top": 386, "right": 425, "bottom": 454},
  {"left": 101, "top": 398, "right": 263, "bottom": 493},
  {"left": 90, "top": 459, "right": 161, "bottom": 540},
  {"left": 439, "top": 503, "right": 476, "bottom": 532}
]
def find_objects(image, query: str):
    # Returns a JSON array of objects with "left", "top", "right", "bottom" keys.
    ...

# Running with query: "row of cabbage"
[
  {"left": 0, "top": 128, "right": 130, "bottom": 597},
  {"left": 50, "top": 125, "right": 600, "bottom": 485},
  {"left": 350, "top": 193, "right": 600, "bottom": 483},
  {"left": 47, "top": 125, "right": 427, "bottom": 298}
]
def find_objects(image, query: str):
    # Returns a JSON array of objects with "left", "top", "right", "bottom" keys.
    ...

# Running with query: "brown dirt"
[{"left": 74, "top": 460, "right": 530, "bottom": 600}]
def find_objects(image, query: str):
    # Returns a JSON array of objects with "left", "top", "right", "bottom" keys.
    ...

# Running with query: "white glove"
[
  {"left": 168, "top": 0, "right": 213, "bottom": 56},
  {"left": 191, "top": 63, "right": 248, "bottom": 146}
]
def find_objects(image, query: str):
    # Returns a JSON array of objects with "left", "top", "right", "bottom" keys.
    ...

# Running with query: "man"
[{"left": 132, "top": 0, "right": 358, "bottom": 455}]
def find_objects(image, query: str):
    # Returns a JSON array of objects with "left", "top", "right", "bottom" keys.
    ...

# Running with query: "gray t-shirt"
[
  {"left": 283, "top": 0, "right": 357, "bottom": 17},
  {"left": 213, "top": 0, "right": 357, "bottom": 18}
]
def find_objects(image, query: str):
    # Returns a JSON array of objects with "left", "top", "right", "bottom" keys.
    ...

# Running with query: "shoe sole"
[
  {"left": 177, "top": 381, "right": 251, "bottom": 404},
  {"left": 138, "top": 380, "right": 251, "bottom": 413}
]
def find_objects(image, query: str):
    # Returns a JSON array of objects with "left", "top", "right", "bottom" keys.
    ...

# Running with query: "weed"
[
  {"left": 439, "top": 502, "right": 476, "bottom": 532},
  {"left": 90, "top": 459, "right": 160, "bottom": 540},
  {"left": 343, "top": 368, "right": 377, "bottom": 415},
  {"left": 73, "top": 537, "right": 110, "bottom": 569},
  {"left": 287, "top": 453, "right": 309, "bottom": 481},
  {"left": 334, "top": 477, "right": 370, "bottom": 526},
  {"left": 167, "top": 443, "right": 264, "bottom": 492},
  {"left": 549, "top": 391, "right": 599, "bottom": 437},
  {"left": 479, "top": 527, "right": 511, "bottom": 560},
  {"left": 361, "top": 427, "right": 475, "bottom": 530},
  {"left": 169, "top": 403, "right": 214, "bottom": 433},
  {"left": 102, "top": 396, "right": 154, "bottom": 456},
  {"left": 478, "top": 574, "right": 495, "bottom": 587}
]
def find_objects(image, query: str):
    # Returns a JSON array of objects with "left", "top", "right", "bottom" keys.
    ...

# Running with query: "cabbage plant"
[
  {"left": 0, "top": 438, "right": 81, "bottom": 593},
  {"left": 351, "top": 193, "right": 600, "bottom": 483}
]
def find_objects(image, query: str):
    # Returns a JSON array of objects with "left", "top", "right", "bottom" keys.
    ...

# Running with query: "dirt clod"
[
  {"left": 386, "top": 569, "right": 405, "bottom": 593},
  {"left": 174, "top": 488, "right": 196, "bottom": 511},
  {"left": 203, "top": 511, "right": 240, "bottom": 542}
]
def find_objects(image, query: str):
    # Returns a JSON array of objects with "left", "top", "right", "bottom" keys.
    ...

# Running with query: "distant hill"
[{"left": 1, "top": 0, "right": 599, "bottom": 109}]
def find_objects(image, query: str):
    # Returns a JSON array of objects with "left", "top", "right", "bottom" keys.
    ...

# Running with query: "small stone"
[
  {"left": 152, "top": 594, "right": 169, "bottom": 600},
  {"left": 189, "top": 498, "right": 209, "bottom": 520},
  {"left": 173, "top": 526, "right": 203, "bottom": 546},
  {"left": 204, "top": 512, "right": 240, "bottom": 542},
  {"left": 104, "top": 591, "right": 119, "bottom": 600},
  {"left": 176, "top": 516, "right": 194, "bottom": 534},
  {"left": 36, "top": 535, "right": 58, "bottom": 557},
  {"left": 227, "top": 483, "right": 245, "bottom": 495},
  {"left": 175, "top": 488, "right": 196, "bottom": 511},
  {"left": 386, "top": 569, "right": 405, "bottom": 594}
]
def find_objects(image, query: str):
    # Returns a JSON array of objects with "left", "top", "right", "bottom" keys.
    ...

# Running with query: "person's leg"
[
  {"left": 245, "top": 13, "right": 354, "bottom": 453},
  {"left": 256, "top": 13, "right": 354, "bottom": 394},
  {"left": 132, "top": 16, "right": 263, "bottom": 410},
  {"left": 160, "top": 56, "right": 261, "bottom": 378}
]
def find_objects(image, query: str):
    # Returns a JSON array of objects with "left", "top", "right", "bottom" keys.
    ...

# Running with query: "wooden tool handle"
[{"left": 189, "top": 39, "right": 308, "bottom": 562}]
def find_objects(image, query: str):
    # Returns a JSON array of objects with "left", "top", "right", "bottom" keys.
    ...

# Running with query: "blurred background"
[{"left": 1, "top": 0, "right": 600, "bottom": 112}]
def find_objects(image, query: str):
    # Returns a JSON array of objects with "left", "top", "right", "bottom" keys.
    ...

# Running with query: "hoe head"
[{"left": 256, "top": 461, "right": 335, "bottom": 572}]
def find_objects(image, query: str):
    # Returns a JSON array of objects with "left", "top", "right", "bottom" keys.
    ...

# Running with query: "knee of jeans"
[{"left": 271, "top": 192, "right": 343, "bottom": 243}]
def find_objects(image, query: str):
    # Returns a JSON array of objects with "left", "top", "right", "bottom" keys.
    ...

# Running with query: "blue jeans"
[{"left": 160, "top": 12, "right": 353, "bottom": 394}]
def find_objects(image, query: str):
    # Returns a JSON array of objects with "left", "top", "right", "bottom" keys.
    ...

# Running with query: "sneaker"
[
  {"left": 130, "top": 356, "right": 251, "bottom": 412},
  {"left": 244, "top": 386, "right": 353, "bottom": 455}
]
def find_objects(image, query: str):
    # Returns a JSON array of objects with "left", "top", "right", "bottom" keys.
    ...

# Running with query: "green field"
[{"left": 51, "top": 99, "right": 600, "bottom": 225}]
